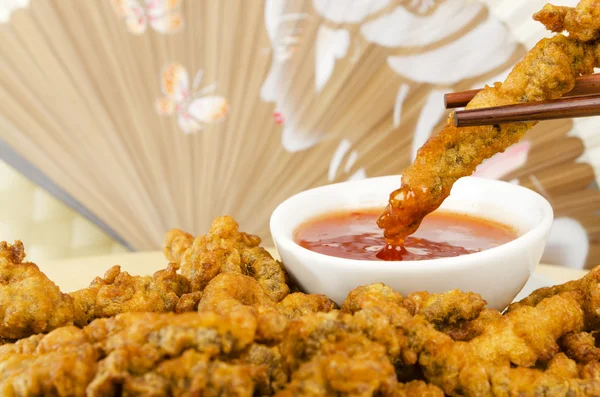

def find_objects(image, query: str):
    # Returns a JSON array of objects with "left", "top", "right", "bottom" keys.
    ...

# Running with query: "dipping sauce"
[{"left": 294, "top": 209, "right": 517, "bottom": 261}]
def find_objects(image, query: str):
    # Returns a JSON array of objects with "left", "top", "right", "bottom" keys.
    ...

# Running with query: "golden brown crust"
[
  {"left": 274, "top": 334, "right": 399, "bottom": 397},
  {"left": 162, "top": 228, "right": 194, "bottom": 264},
  {"left": 175, "top": 291, "right": 203, "bottom": 313},
  {"left": 276, "top": 292, "right": 337, "bottom": 319},
  {"left": 1, "top": 250, "right": 600, "bottom": 395},
  {"left": 177, "top": 216, "right": 290, "bottom": 301},
  {"left": 508, "top": 265, "right": 600, "bottom": 329},
  {"left": 402, "top": 289, "right": 487, "bottom": 327},
  {"left": 379, "top": 32, "right": 600, "bottom": 244},
  {"left": 70, "top": 263, "right": 190, "bottom": 324},
  {"left": 534, "top": 0, "right": 600, "bottom": 42},
  {"left": 560, "top": 331, "right": 600, "bottom": 363},
  {"left": 0, "top": 326, "right": 99, "bottom": 396},
  {"left": 0, "top": 241, "right": 80, "bottom": 339}
]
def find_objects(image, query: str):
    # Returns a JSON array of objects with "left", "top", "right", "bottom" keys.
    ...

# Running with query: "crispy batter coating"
[
  {"left": 390, "top": 380, "right": 445, "bottom": 397},
  {"left": 0, "top": 241, "right": 80, "bottom": 340},
  {"left": 0, "top": 326, "right": 99, "bottom": 396},
  {"left": 468, "top": 293, "right": 584, "bottom": 366},
  {"left": 85, "top": 311, "right": 258, "bottom": 360},
  {"left": 175, "top": 291, "right": 203, "bottom": 313},
  {"left": 70, "top": 263, "right": 190, "bottom": 324},
  {"left": 237, "top": 343, "right": 288, "bottom": 395},
  {"left": 534, "top": 0, "right": 600, "bottom": 41},
  {"left": 378, "top": 32, "right": 600, "bottom": 244},
  {"left": 88, "top": 348, "right": 258, "bottom": 397},
  {"left": 198, "top": 272, "right": 276, "bottom": 312},
  {"left": 560, "top": 331, "right": 600, "bottom": 364},
  {"left": 175, "top": 216, "right": 290, "bottom": 301},
  {"left": 442, "top": 308, "right": 503, "bottom": 341},
  {"left": 345, "top": 286, "right": 600, "bottom": 396},
  {"left": 162, "top": 228, "right": 194, "bottom": 263},
  {"left": 2, "top": 265, "right": 600, "bottom": 395},
  {"left": 0, "top": 311, "right": 265, "bottom": 397},
  {"left": 342, "top": 283, "right": 417, "bottom": 364},
  {"left": 86, "top": 312, "right": 264, "bottom": 396},
  {"left": 198, "top": 274, "right": 336, "bottom": 345},
  {"left": 198, "top": 273, "right": 288, "bottom": 344},
  {"left": 509, "top": 265, "right": 600, "bottom": 329},
  {"left": 581, "top": 361, "right": 600, "bottom": 380},
  {"left": 276, "top": 292, "right": 337, "bottom": 319},
  {"left": 275, "top": 334, "right": 398, "bottom": 397},
  {"left": 402, "top": 289, "right": 486, "bottom": 327},
  {"left": 241, "top": 246, "right": 289, "bottom": 302}
]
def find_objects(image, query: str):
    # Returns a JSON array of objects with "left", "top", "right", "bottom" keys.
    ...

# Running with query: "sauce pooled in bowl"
[{"left": 294, "top": 209, "right": 516, "bottom": 261}]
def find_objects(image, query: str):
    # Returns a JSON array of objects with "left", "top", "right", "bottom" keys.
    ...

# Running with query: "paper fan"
[{"left": 0, "top": 0, "right": 598, "bottom": 267}]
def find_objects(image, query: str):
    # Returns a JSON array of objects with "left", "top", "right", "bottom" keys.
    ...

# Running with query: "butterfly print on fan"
[
  {"left": 155, "top": 63, "right": 229, "bottom": 134},
  {"left": 110, "top": 0, "right": 183, "bottom": 35}
]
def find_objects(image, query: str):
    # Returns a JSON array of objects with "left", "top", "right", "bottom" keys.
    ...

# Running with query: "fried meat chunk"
[
  {"left": 275, "top": 334, "right": 398, "bottom": 397},
  {"left": 560, "top": 331, "right": 600, "bottom": 364},
  {"left": 378, "top": 31, "right": 600, "bottom": 244},
  {"left": 0, "top": 241, "right": 80, "bottom": 340},
  {"left": 172, "top": 216, "right": 289, "bottom": 301},
  {"left": 70, "top": 263, "right": 190, "bottom": 324},
  {"left": 0, "top": 326, "right": 99, "bottom": 396},
  {"left": 508, "top": 265, "right": 600, "bottom": 329},
  {"left": 402, "top": 289, "right": 487, "bottom": 327},
  {"left": 534, "top": 0, "right": 600, "bottom": 41},
  {"left": 163, "top": 228, "right": 194, "bottom": 264}
]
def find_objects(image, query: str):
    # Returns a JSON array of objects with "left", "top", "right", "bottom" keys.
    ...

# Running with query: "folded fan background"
[{"left": 0, "top": 0, "right": 598, "bottom": 267}]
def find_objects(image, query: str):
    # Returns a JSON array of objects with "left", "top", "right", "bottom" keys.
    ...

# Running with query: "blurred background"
[{"left": 0, "top": 0, "right": 598, "bottom": 268}]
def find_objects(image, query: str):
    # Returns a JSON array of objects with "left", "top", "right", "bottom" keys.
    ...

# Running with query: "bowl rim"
[{"left": 270, "top": 175, "right": 554, "bottom": 272}]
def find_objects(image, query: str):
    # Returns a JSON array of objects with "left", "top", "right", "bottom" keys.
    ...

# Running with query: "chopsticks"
[
  {"left": 453, "top": 94, "right": 600, "bottom": 127},
  {"left": 445, "top": 73, "right": 600, "bottom": 127},
  {"left": 445, "top": 74, "right": 600, "bottom": 108}
]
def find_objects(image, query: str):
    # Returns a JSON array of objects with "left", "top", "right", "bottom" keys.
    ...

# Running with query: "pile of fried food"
[{"left": 1, "top": 215, "right": 600, "bottom": 396}]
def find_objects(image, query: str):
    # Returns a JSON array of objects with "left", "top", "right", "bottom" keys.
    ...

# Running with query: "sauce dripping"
[{"left": 295, "top": 209, "right": 516, "bottom": 261}]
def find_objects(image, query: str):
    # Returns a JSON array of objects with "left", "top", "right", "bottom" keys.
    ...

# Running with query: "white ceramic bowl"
[{"left": 270, "top": 175, "right": 553, "bottom": 309}]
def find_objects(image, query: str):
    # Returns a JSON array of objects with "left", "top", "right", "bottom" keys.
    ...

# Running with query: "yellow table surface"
[{"left": 41, "top": 249, "right": 588, "bottom": 293}]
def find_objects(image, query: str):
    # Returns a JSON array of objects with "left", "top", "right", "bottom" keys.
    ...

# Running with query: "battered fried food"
[
  {"left": 172, "top": 216, "right": 289, "bottom": 301},
  {"left": 441, "top": 308, "right": 503, "bottom": 341},
  {"left": 175, "top": 291, "right": 203, "bottom": 313},
  {"left": 198, "top": 273, "right": 336, "bottom": 344},
  {"left": 0, "top": 241, "right": 81, "bottom": 340},
  {"left": 2, "top": 240, "right": 600, "bottom": 395},
  {"left": 402, "top": 289, "right": 487, "bottom": 327},
  {"left": 378, "top": 15, "right": 600, "bottom": 245},
  {"left": 560, "top": 331, "right": 600, "bottom": 364},
  {"left": 241, "top": 246, "right": 289, "bottom": 302},
  {"left": 198, "top": 272, "right": 276, "bottom": 313},
  {"left": 341, "top": 284, "right": 600, "bottom": 396},
  {"left": 534, "top": 0, "right": 600, "bottom": 41},
  {"left": 391, "top": 381, "right": 445, "bottom": 397},
  {"left": 70, "top": 262, "right": 190, "bottom": 324},
  {"left": 163, "top": 228, "right": 194, "bottom": 264},
  {"left": 85, "top": 311, "right": 262, "bottom": 396},
  {"left": 0, "top": 326, "right": 99, "bottom": 396},
  {"left": 0, "top": 311, "right": 266, "bottom": 397},
  {"left": 508, "top": 265, "right": 600, "bottom": 329},
  {"left": 275, "top": 334, "right": 399, "bottom": 397},
  {"left": 237, "top": 343, "right": 288, "bottom": 395},
  {"left": 276, "top": 292, "right": 336, "bottom": 319}
]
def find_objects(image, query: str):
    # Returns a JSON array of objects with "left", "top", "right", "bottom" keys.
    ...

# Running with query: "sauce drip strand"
[{"left": 295, "top": 209, "right": 516, "bottom": 261}]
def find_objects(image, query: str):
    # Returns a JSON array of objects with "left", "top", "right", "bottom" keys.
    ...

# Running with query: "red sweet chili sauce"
[{"left": 294, "top": 209, "right": 517, "bottom": 261}]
